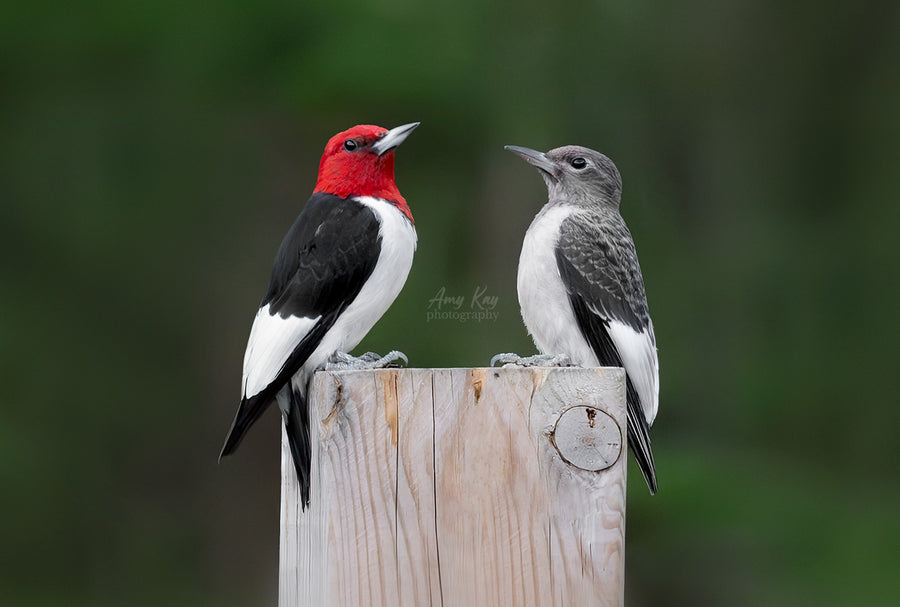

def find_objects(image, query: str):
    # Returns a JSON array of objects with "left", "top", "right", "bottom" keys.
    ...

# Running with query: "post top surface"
[{"left": 315, "top": 366, "right": 626, "bottom": 375}]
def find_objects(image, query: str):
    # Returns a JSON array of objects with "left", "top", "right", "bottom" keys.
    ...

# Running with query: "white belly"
[{"left": 517, "top": 205, "right": 598, "bottom": 367}]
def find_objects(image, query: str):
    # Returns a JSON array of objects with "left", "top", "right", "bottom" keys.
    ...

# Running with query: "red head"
[{"left": 314, "top": 123, "right": 419, "bottom": 222}]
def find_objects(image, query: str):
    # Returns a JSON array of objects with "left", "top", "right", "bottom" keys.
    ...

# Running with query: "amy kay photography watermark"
[{"left": 426, "top": 286, "right": 499, "bottom": 322}]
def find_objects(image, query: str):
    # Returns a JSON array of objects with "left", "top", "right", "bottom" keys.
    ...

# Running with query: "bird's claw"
[
  {"left": 490, "top": 352, "right": 574, "bottom": 368},
  {"left": 326, "top": 350, "right": 409, "bottom": 371}
]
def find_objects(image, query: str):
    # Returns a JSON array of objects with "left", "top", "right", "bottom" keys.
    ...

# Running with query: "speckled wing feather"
[{"left": 555, "top": 214, "right": 659, "bottom": 493}]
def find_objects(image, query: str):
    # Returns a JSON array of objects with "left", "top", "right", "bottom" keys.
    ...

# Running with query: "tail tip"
[{"left": 218, "top": 434, "right": 238, "bottom": 462}]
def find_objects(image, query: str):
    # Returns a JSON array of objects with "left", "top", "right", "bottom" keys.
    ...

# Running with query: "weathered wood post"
[{"left": 279, "top": 367, "right": 628, "bottom": 607}]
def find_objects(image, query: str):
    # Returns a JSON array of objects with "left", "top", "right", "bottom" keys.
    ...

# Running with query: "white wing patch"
[
  {"left": 242, "top": 304, "right": 320, "bottom": 398},
  {"left": 607, "top": 319, "right": 659, "bottom": 424}
]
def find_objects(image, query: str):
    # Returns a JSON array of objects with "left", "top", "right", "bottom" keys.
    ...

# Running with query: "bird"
[
  {"left": 220, "top": 122, "right": 420, "bottom": 506},
  {"left": 493, "top": 144, "right": 659, "bottom": 494}
]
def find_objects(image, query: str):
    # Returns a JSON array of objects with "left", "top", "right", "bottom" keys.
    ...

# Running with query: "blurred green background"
[{"left": 3, "top": 1, "right": 899, "bottom": 605}]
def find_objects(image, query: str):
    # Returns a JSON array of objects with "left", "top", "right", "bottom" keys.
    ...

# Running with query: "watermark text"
[{"left": 426, "top": 286, "right": 499, "bottom": 322}]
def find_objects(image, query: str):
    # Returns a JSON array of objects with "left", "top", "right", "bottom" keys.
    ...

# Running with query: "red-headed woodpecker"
[
  {"left": 220, "top": 123, "right": 420, "bottom": 505},
  {"left": 494, "top": 144, "right": 660, "bottom": 494}
]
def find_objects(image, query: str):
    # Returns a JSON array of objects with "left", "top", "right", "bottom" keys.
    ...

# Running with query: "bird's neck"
[{"left": 315, "top": 158, "right": 413, "bottom": 223}]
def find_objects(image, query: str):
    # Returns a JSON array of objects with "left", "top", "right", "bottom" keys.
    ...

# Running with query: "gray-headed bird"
[{"left": 494, "top": 144, "right": 659, "bottom": 494}]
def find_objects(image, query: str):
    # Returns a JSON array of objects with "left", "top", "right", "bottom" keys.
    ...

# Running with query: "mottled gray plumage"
[
  {"left": 556, "top": 216, "right": 650, "bottom": 331},
  {"left": 505, "top": 144, "right": 660, "bottom": 494}
]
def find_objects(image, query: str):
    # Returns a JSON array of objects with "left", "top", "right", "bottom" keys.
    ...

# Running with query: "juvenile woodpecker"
[
  {"left": 495, "top": 144, "right": 659, "bottom": 494},
  {"left": 220, "top": 123, "right": 420, "bottom": 505}
]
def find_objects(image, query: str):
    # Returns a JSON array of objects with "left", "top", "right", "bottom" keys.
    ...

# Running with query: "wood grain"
[{"left": 279, "top": 367, "right": 627, "bottom": 607}]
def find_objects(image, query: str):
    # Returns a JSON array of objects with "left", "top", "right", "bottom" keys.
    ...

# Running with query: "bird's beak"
[
  {"left": 504, "top": 145, "right": 559, "bottom": 183},
  {"left": 372, "top": 122, "right": 420, "bottom": 156}
]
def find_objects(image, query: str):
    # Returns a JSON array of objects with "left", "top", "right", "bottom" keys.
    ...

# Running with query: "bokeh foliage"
[{"left": 2, "top": 1, "right": 899, "bottom": 605}]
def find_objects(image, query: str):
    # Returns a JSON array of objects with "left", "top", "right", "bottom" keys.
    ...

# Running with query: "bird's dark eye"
[
  {"left": 343, "top": 139, "right": 358, "bottom": 152},
  {"left": 571, "top": 157, "right": 587, "bottom": 169}
]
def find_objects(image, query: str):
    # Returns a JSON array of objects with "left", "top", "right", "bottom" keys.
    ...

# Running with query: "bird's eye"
[
  {"left": 343, "top": 139, "right": 358, "bottom": 152},
  {"left": 571, "top": 157, "right": 587, "bottom": 169}
]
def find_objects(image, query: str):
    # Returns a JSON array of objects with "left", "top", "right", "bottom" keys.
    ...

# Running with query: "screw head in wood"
[{"left": 551, "top": 406, "right": 622, "bottom": 472}]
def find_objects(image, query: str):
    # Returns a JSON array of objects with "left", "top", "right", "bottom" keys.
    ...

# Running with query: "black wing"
[
  {"left": 555, "top": 214, "right": 659, "bottom": 493},
  {"left": 220, "top": 193, "right": 382, "bottom": 459}
]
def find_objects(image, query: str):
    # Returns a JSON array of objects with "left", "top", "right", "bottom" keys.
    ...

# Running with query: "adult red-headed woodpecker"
[
  {"left": 494, "top": 144, "right": 660, "bottom": 494},
  {"left": 220, "top": 123, "right": 419, "bottom": 505}
]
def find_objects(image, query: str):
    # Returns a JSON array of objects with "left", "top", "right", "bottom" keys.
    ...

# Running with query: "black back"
[{"left": 220, "top": 194, "right": 384, "bottom": 500}]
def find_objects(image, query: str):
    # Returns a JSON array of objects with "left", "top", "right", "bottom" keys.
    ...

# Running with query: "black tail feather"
[
  {"left": 625, "top": 378, "right": 658, "bottom": 494},
  {"left": 284, "top": 385, "right": 312, "bottom": 507},
  {"left": 562, "top": 281, "right": 658, "bottom": 494},
  {"left": 219, "top": 391, "right": 274, "bottom": 461},
  {"left": 219, "top": 380, "right": 312, "bottom": 507}
]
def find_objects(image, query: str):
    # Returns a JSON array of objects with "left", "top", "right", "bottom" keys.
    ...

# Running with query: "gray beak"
[
  {"left": 504, "top": 145, "right": 559, "bottom": 182},
  {"left": 372, "top": 122, "right": 420, "bottom": 156}
]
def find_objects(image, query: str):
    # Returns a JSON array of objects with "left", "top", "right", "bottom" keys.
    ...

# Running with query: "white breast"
[{"left": 517, "top": 205, "right": 598, "bottom": 366}]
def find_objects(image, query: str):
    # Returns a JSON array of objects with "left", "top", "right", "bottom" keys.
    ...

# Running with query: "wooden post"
[{"left": 279, "top": 367, "right": 628, "bottom": 607}]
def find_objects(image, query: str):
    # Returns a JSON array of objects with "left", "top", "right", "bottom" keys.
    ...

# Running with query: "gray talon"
[
  {"left": 490, "top": 353, "right": 519, "bottom": 367},
  {"left": 490, "top": 352, "right": 574, "bottom": 368},
  {"left": 372, "top": 350, "right": 408, "bottom": 368},
  {"left": 326, "top": 350, "right": 409, "bottom": 371}
]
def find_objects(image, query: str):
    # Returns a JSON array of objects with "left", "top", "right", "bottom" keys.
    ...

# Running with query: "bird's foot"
[
  {"left": 326, "top": 350, "right": 409, "bottom": 371},
  {"left": 490, "top": 352, "right": 574, "bottom": 368}
]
